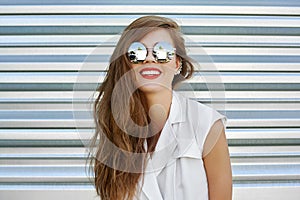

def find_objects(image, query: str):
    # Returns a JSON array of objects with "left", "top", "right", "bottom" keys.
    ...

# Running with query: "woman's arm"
[{"left": 203, "top": 119, "right": 232, "bottom": 200}]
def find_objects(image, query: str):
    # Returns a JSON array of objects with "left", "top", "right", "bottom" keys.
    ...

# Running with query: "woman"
[{"left": 91, "top": 15, "right": 232, "bottom": 200}]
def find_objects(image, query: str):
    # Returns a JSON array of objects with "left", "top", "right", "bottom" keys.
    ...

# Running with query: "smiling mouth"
[{"left": 139, "top": 68, "right": 162, "bottom": 79}]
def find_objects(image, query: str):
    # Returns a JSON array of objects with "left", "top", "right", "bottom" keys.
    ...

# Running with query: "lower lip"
[{"left": 140, "top": 73, "right": 161, "bottom": 79}]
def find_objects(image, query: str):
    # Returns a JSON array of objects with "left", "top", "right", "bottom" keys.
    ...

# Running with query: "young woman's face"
[{"left": 129, "top": 28, "right": 180, "bottom": 93}]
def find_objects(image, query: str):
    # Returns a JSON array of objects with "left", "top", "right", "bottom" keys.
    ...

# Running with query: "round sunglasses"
[{"left": 127, "top": 41, "right": 176, "bottom": 64}]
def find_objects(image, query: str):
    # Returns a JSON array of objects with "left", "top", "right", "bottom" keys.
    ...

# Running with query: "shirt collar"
[
  {"left": 168, "top": 90, "right": 187, "bottom": 124},
  {"left": 150, "top": 91, "right": 187, "bottom": 152}
]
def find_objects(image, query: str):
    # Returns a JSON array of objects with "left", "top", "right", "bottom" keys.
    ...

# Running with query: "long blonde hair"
[{"left": 91, "top": 15, "right": 195, "bottom": 200}]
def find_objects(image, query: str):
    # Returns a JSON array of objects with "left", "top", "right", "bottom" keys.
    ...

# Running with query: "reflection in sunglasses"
[{"left": 127, "top": 41, "right": 176, "bottom": 64}]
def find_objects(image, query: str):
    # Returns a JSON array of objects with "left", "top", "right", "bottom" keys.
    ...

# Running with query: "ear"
[{"left": 176, "top": 56, "right": 181, "bottom": 70}]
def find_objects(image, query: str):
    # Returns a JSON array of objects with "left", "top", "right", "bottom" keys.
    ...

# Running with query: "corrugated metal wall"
[{"left": 0, "top": 0, "right": 300, "bottom": 199}]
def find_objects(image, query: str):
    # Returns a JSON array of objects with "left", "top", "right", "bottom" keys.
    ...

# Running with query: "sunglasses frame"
[{"left": 127, "top": 41, "right": 176, "bottom": 64}]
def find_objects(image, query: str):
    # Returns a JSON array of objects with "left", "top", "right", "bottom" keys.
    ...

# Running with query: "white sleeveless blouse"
[{"left": 135, "top": 91, "right": 227, "bottom": 200}]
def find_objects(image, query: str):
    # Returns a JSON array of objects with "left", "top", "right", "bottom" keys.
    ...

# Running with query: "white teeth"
[{"left": 141, "top": 70, "right": 161, "bottom": 75}]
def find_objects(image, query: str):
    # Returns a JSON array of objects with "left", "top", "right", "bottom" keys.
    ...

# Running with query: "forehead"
[{"left": 139, "top": 28, "right": 174, "bottom": 47}]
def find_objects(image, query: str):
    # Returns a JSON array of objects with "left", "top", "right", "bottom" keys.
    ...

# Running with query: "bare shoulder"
[
  {"left": 203, "top": 119, "right": 232, "bottom": 200},
  {"left": 202, "top": 118, "right": 226, "bottom": 158}
]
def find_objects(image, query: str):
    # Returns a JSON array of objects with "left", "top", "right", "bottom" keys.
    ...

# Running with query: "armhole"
[{"left": 202, "top": 116, "right": 227, "bottom": 158}]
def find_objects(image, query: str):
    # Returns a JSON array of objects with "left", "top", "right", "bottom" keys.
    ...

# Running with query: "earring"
[{"left": 175, "top": 62, "right": 182, "bottom": 75}]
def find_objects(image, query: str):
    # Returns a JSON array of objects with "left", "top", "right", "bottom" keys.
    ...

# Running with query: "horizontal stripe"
[
  {"left": 1, "top": 35, "right": 299, "bottom": 47},
  {"left": 1, "top": 0, "right": 299, "bottom": 6},
  {"left": 1, "top": 26, "right": 300, "bottom": 35},
  {"left": 1, "top": 55, "right": 300, "bottom": 63},
  {"left": 0, "top": 62, "right": 299, "bottom": 72},
  {"left": 1, "top": 15, "right": 299, "bottom": 27},
  {"left": 1, "top": 47, "right": 300, "bottom": 55},
  {"left": 0, "top": 5, "right": 299, "bottom": 15}
]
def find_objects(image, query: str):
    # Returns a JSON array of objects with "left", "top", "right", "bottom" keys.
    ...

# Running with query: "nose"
[{"left": 143, "top": 48, "right": 157, "bottom": 64}]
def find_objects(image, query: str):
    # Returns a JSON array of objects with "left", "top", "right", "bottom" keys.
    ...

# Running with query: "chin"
[{"left": 137, "top": 83, "right": 168, "bottom": 93}]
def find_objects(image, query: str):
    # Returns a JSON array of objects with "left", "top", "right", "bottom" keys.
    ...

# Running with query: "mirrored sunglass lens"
[
  {"left": 153, "top": 41, "right": 175, "bottom": 62},
  {"left": 127, "top": 42, "right": 147, "bottom": 63}
]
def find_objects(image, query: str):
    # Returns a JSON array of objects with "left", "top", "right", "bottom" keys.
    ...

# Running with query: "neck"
[{"left": 144, "top": 89, "right": 173, "bottom": 132}]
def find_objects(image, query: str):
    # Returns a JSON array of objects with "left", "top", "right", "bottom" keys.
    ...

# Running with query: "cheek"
[
  {"left": 165, "top": 61, "right": 177, "bottom": 71},
  {"left": 162, "top": 65, "right": 177, "bottom": 80},
  {"left": 170, "top": 56, "right": 178, "bottom": 68},
  {"left": 129, "top": 63, "right": 136, "bottom": 68},
  {"left": 129, "top": 64, "right": 140, "bottom": 71}
]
